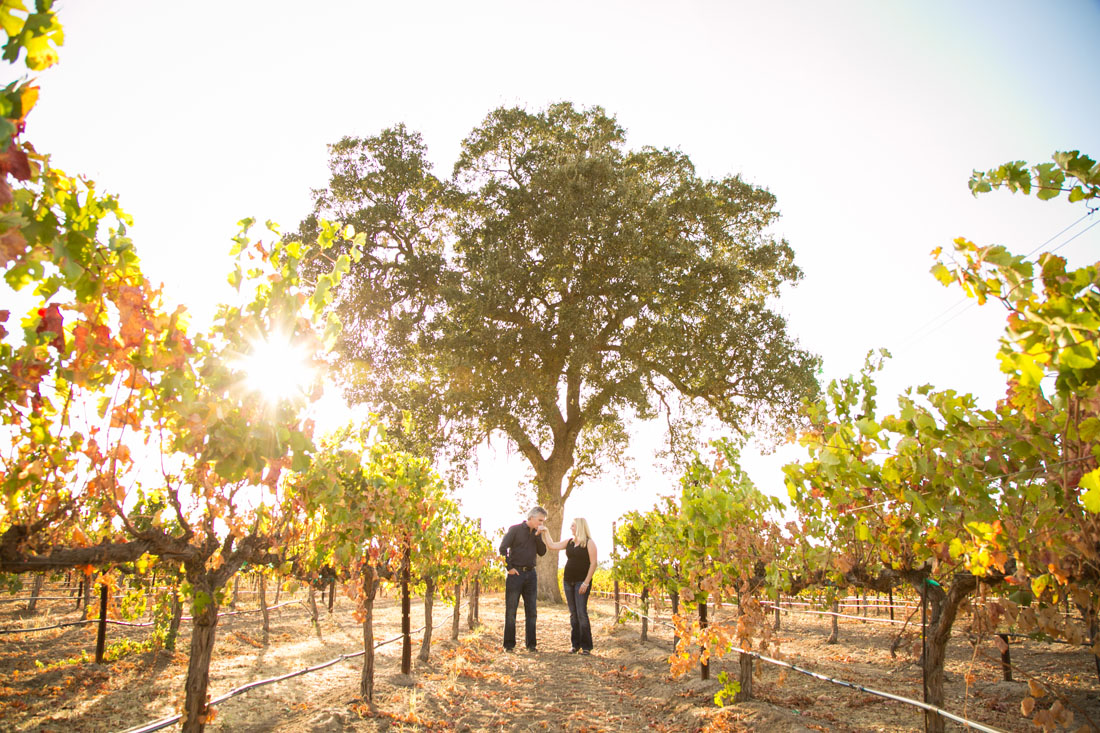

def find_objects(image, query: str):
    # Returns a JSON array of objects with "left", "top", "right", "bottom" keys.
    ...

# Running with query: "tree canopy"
[{"left": 297, "top": 103, "right": 819, "bottom": 597}]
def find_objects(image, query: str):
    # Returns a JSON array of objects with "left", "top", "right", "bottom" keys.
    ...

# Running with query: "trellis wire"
[{"left": 0, "top": 600, "right": 302, "bottom": 635}]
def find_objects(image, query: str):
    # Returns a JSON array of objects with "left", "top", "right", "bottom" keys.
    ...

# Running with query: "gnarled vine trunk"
[
  {"left": 918, "top": 574, "right": 976, "bottom": 733},
  {"left": 181, "top": 579, "right": 219, "bottom": 733},
  {"left": 418, "top": 576, "right": 435, "bottom": 662},
  {"left": 359, "top": 567, "right": 379, "bottom": 705}
]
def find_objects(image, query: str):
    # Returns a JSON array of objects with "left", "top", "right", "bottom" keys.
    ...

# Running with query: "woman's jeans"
[
  {"left": 503, "top": 569, "right": 538, "bottom": 650},
  {"left": 563, "top": 580, "right": 593, "bottom": 651}
]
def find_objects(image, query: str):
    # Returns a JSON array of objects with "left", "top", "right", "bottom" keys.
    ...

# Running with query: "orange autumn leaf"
[
  {"left": 117, "top": 285, "right": 151, "bottom": 347},
  {"left": 35, "top": 303, "right": 64, "bottom": 351},
  {"left": 0, "top": 228, "right": 27, "bottom": 267}
]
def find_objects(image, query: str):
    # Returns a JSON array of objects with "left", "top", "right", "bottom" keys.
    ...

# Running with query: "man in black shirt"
[{"left": 498, "top": 506, "right": 548, "bottom": 651}]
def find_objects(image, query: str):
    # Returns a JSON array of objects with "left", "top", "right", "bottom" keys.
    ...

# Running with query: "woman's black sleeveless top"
[{"left": 563, "top": 539, "right": 591, "bottom": 583}]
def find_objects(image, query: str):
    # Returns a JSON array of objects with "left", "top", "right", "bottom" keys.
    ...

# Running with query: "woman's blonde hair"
[{"left": 572, "top": 518, "right": 591, "bottom": 548}]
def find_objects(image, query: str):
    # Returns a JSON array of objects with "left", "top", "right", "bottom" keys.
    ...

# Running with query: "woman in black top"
[{"left": 541, "top": 518, "right": 597, "bottom": 653}]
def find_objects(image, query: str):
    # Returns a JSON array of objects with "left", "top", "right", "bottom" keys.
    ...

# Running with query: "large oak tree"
[{"left": 297, "top": 103, "right": 818, "bottom": 599}]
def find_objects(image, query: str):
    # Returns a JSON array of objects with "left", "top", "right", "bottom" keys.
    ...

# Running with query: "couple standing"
[{"left": 498, "top": 506, "right": 598, "bottom": 654}]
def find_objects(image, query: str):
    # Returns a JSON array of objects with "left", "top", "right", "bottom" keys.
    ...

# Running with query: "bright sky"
[{"left": 12, "top": 1, "right": 1100, "bottom": 557}]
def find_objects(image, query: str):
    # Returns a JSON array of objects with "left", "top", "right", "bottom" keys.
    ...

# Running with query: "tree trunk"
[
  {"left": 826, "top": 598, "right": 839, "bottom": 644},
  {"left": 534, "top": 482, "right": 566, "bottom": 603},
  {"left": 26, "top": 573, "right": 44, "bottom": 614},
  {"left": 181, "top": 584, "right": 220, "bottom": 733},
  {"left": 360, "top": 568, "right": 379, "bottom": 705},
  {"left": 259, "top": 575, "right": 270, "bottom": 639},
  {"left": 418, "top": 576, "right": 435, "bottom": 663},
  {"left": 451, "top": 582, "right": 461, "bottom": 641}
]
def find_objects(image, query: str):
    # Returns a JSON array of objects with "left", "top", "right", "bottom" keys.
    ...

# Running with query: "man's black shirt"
[{"left": 499, "top": 521, "right": 547, "bottom": 569}]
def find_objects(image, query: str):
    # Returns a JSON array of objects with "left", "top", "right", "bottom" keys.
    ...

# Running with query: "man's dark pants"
[{"left": 503, "top": 568, "right": 538, "bottom": 650}]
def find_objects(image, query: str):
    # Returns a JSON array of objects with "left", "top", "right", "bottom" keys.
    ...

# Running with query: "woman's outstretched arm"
[{"left": 538, "top": 526, "right": 569, "bottom": 551}]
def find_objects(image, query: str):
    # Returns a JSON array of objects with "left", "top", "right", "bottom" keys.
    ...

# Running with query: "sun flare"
[{"left": 238, "top": 335, "right": 314, "bottom": 403}]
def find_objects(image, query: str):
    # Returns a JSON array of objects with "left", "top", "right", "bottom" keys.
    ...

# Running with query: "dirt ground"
[{"left": 1, "top": 588, "right": 1098, "bottom": 732}]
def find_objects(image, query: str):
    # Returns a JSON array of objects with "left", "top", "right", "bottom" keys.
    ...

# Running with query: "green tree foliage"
[{"left": 297, "top": 103, "right": 819, "bottom": 598}]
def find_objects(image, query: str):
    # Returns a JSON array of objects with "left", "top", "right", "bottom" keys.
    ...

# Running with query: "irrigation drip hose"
[
  {"left": 120, "top": 602, "right": 470, "bottom": 733},
  {"left": 615, "top": 603, "right": 1007, "bottom": 733},
  {"left": 0, "top": 619, "right": 93, "bottom": 634}
]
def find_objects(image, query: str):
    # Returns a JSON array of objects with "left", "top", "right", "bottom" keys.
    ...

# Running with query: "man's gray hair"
[{"left": 528, "top": 506, "right": 548, "bottom": 519}]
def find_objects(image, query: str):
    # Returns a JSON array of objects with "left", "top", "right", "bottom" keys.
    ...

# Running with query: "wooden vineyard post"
[
  {"left": 670, "top": 590, "right": 680, "bottom": 652},
  {"left": 1088, "top": 607, "right": 1100, "bottom": 684},
  {"left": 826, "top": 598, "right": 839, "bottom": 644},
  {"left": 888, "top": 588, "right": 895, "bottom": 621},
  {"left": 452, "top": 582, "right": 462, "bottom": 641},
  {"left": 473, "top": 577, "right": 480, "bottom": 625},
  {"left": 998, "top": 634, "right": 1012, "bottom": 681},
  {"left": 84, "top": 572, "right": 94, "bottom": 618},
  {"left": 401, "top": 544, "right": 412, "bottom": 676},
  {"left": 774, "top": 602, "right": 781, "bottom": 631},
  {"left": 612, "top": 522, "right": 620, "bottom": 621},
  {"left": 165, "top": 589, "right": 183, "bottom": 651},
  {"left": 640, "top": 587, "right": 649, "bottom": 642},
  {"left": 26, "top": 573, "right": 44, "bottom": 614},
  {"left": 259, "top": 575, "right": 270, "bottom": 637},
  {"left": 328, "top": 576, "right": 336, "bottom": 613},
  {"left": 308, "top": 586, "right": 319, "bottom": 631},
  {"left": 467, "top": 580, "right": 476, "bottom": 630},
  {"left": 95, "top": 583, "right": 108, "bottom": 664},
  {"left": 699, "top": 596, "right": 709, "bottom": 680}
]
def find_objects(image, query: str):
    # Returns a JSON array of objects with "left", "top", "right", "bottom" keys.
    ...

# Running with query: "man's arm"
[{"left": 535, "top": 531, "right": 547, "bottom": 556}]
